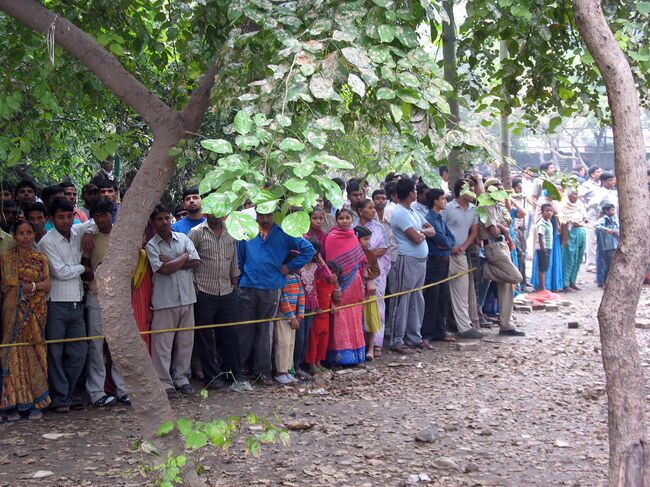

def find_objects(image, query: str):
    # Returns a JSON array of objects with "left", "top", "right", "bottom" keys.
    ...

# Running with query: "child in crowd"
[
  {"left": 274, "top": 272, "right": 305, "bottom": 385},
  {"left": 354, "top": 225, "right": 381, "bottom": 361},
  {"left": 305, "top": 207, "right": 327, "bottom": 250},
  {"left": 295, "top": 237, "right": 333, "bottom": 378},
  {"left": 535, "top": 203, "right": 554, "bottom": 293},
  {"left": 305, "top": 261, "right": 342, "bottom": 373},
  {"left": 595, "top": 203, "right": 619, "bottom": 287}
]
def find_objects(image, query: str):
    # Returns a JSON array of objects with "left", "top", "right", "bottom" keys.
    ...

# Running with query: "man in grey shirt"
[
  {"left": 441, "top": 180, "right": 483, "bottom": 339},
  {"left": 146, "top": 204, "right": 200, "bottom": 398}
]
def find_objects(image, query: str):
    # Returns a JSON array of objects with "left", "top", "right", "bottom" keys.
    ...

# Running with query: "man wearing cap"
[{"left": 471, "top": 175, "right": 525, "bottom": 337}]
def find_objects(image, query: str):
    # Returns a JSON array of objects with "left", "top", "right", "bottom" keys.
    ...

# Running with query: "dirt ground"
[{"left": 1, "top": 271, "right": 649, "bottom": 487}]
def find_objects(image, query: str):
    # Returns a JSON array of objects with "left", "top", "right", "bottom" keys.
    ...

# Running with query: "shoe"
[
  {"left": 6, "top": 411, "right": 21, "bottom": 422},
  {"left": 295, "top": 369, "right": 311, "bottom": 379},
  {"left": 178, "top": 384, "right": 196, "bottom": 396},
  {"left": 391, "top": 344, "right": 415, "bottom": 355},
  {"left": 28, "top": 409, "right": 43, "bottom": 421},
  {"left": 254, "top": 374, "right": 274, "bottom": 386},
  {"left": 499, "top": 328, "right": 526, "bottom": 337},
  {"left": 415, "top": 340, "right": 435, "bottom": 350},
  {"left": 166, "top": 388, "right": 180, "bottom": 399},
  {"left": 274, "top": 374, "right": 293, "bottom": 385},
  {"left": 230, "top": 381, "right": 253, "bottom": 393},
  {"left": 205, "top": 378, "right": 228, "bottom": 390},
  {"left": 479, "top": 318, "right": 492, "bottom": 328},
  {"left": 287, "top": 373, "right": 298, "bottom": 383},
  {"left": 118, "top": 394, "right": 132, "bottom": 406},
  {"left": 93, "top": 395, "right": 117, "bottom": 407},
  {"left": 459, "top": 328, "right": 484, "bottom": 339}
]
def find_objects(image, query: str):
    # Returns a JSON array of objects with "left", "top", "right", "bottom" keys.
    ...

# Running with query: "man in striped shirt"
[
  {"left": 188, "top": 214, "right": 251, "bottom": 392},
  {"left": 274, "top": 273, "right": 305, "bottom": 385}
]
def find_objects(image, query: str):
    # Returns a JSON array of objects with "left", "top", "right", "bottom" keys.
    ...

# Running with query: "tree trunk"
[
  {"left": 498, "top": 40, "right": 511, "bottom": 189},
  {"left": 440, "top": 1, "right": 462, "bottom": 189},
  {"left": 573, "top": 1, "right": 650, "bottom": 485},
  {"left": 0, "top": 1, "right": 229, "bottom": 484}
]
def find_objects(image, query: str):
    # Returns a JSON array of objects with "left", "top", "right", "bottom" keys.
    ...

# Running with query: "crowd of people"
[{"left": 0, "top": 160, "right": 647, "bottom": 423}]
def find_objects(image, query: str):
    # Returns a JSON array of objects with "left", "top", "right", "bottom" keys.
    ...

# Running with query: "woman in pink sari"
[{"left": 325, "top": 209, "right": 367, "bottom": 366}]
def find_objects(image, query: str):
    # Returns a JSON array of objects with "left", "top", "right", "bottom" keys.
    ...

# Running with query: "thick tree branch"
[{"left": 0, "top": 0, "right": 174, "bottom": 132}]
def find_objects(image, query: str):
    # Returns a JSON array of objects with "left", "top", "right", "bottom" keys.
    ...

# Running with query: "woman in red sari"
[{"left": 324, "top": 209, "right": 366, "bottom": 366}]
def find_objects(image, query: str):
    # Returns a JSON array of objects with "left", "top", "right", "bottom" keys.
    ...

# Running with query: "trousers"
[
  {"left": 389, "top": 255, "right": 426, "bottom": 348},
  {"left": 273, "top": 318, "right": 296, "bottom": 374},
  {"left": 421, "top": 256, "right": 450, "bottom": 340},
  {"left": 238, "top": 288, "right": 280, "bottom": 378},
  {"left": 46, "top": 302, "right": 88, "bottom": 408},
  {"left": 85, "top": 294, "right": 126, "bottom": 402},
  {"left": 482, "top": 241, "right": 522, "bottom": 331},
  {"left": 194, "top": 290, "right": 242, "bottom": 383},
  {"left": 151, "top": 305, "right": 194, "bottom": 389},
  {"left": 447, "top": 254, "right": 475, "bottom": 334}
]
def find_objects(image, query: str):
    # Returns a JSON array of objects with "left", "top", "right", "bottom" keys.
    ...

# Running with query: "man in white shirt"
[
  {"left": 38, "top": 198, "right": 96, "bottom": 412},
  {"left": 579, "top": 166, "right": 603, "bottom": 271}
]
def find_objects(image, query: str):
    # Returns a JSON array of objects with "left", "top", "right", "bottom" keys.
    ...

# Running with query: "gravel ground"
[{"left": 1, "top": 272, "right": 648, "bottom": 487}]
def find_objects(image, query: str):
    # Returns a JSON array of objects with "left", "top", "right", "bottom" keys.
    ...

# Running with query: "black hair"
[
  {"left": 372, "top": 189, "right": 386, "bottom": 199},
  {"left": 358, "top": 198, "right": 373, "bottom": 211},
  {"left": 310, "top": 206, "right": 324, "bottom": 216},
  {"left": 26, "top": 202, "right": 46, "bottom": 217},
  {"left": 97, "top": 180, "right": 118, "bottom": 191},
  {"left": 600, "top": 171, "right": 615, "bottom": 182},
  {"left": 91, "top": 199, "right": 115, "bottom": 217},
  {"left": 1, "top": 199, "right": 17, "bottom": 210},
  {"left": 1, "top": 181, "right": 15, "bottom": 194},
  {"left": 332, "top": 177, "right": 346, "bottom": 191},
  {"left": 327, "top": 260, "right": 343, "bottom": 276},
  {"left": 453, "top": 179, "right": 467, "bottom": 198},
  {"left": 306, "top": 236, "right": 321, "bottom": 255},
  {"left": 588, "top": 166, "right": 602, "bottom": 176},
  {"left": 346, "top": 180, "right": 361, "bottom": 195},
  {"left": 82, "top": 183, "right": 99, "bottom": 194},
  {"left": 540, "top": 203, "right": 553, "bottom": 212},
  {"left": 384, "top": 172, "right": 397, "bottom": 183},
  {"left": 396, "top": 178, "right": 416, "bottom": 201},
  {"left": 354, "top": 225, "right": 372, "bottom": 239},
  {"left": 426, "top": 188, "right": 446, "bottom": 208},
  {"left": 14, "top": 180, "right": 38, "bottom": 198},
  {"left": 416, "top": 182, "right": 429, "bottom": 195},
  {"left": 602, "top": 203, "right": 615, "bottom": 212},
  {"left": 384, "top": 180, "right": 397, "bottom": 197},
  {"left": 439, "top": 165, "right": 448, "bottom": 176},
  {"left": 48, "top": 197, "right": 74, "bottom": 216},
  {"left": 150, "top": 203, "right": 171, "bottom": 220},
  {"left": 174, "top": 203, "right": 186, "bottom": 217},
  {"left": 512, "top": 178, "right": 523, "bottom": 188},
  {"left": 539, "top": 161, "right": 553, "bottom": 172},
  {"left": 13, "top": 219, "right": 34, "bottom": 234},
  {"left": 59, "top": 180, "right": 76, "bottom": 190},
  {"left": 182, "top": 186, "right": 200, "bottom": 200},
  {"left": 335, "top": 207, "right": 355, "bottom": 220},
  {"left": 41, "top": 185, "right": 65, "bottom": 205}
]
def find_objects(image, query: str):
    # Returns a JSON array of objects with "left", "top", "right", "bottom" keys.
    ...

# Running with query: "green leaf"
[
  {"left": 227, "top": 212, "right": 259, "bottom": 240},
  {"left": 304, "top": 129, "right": 327, "bottom": 149},
  {"left": 341, "top": 47, "right": 372, "bottom": 69},
  {"left": 372, "top": 0, "right": 394, "bottom": 7},
  {"left": 309, "top": 76, "right": 335, "bottom": 99},
  {"left": 234, "top": 110, "right": 254, "bottom": 135},
  {"left": 157, "top": 420, "right": 175, "bottom": 437},
  {"left": 294, "top": 159, "right": 315, "bottom": 178},
  {"left": 109, "top": 43, "right": 125, "bottom": 56},
  {"left": 316, "top": 153, "right": 354, "bottom": 170},
  {"left": 201, "top": 139, "right": 233, "bottom": 154},
  {"left": 281, "top": 211, "right": 310, "bottom": 237},
  {"left": 394, "top": 26, "right": 418, "bottom": 48},
  {"left": 477, "top": 193, "right": 494, "bottom": 207},
  {"left": 390, "top": 104, "right": 403, "bottom": 123},
  {"left": 235, "top": 135, "right": 260, "bottom": 149},
  {"left": 202, "top": 192, "right": 236, "bottom": 218},
  {"left": 168, "top": 147, "right": 182, "bottom": 157},
  {"left": 347, "top": 74, "right": 366, "bottom": 97},
  {"left": 510, "top": 5, "right": 533, "bottom": 20},
  {"left": 199, "top": 389, "right": 209, "bottom": 399},
  {"left": 177, "top": 418, "right": 192, "bottom": 436},
  {"left": 275, "top": 114, "right": 292, "bottom": 128},
  {"left": 558, "top": 87, "right": 573, "bottom": 101},
  {"left": 185, "top": 430, "right": 208, "bottom": 450},
  {"left": 548, "top": 116, "right": 562, "bottom": 133},
  {"left": 279, "top": 138, "right": 305, "bottom": 151},
  {"left": 376, "top": 87, "right": 396, "bottom": 100},
  {"left": 542, "top": 179, "right": 562, "bottom": 201},
  {"left": 314, "top": 116, "right": 345, "bottom": 132},
  {"left": 636, "top": 2, "right": 650, "bottom": 14},
  {"left": 255, "top": 199, "right": 279, "bottom": 214},
  {"left": 278, "top": 430, "right": 291, "bottom": 446},
  {"left": 283, "top": 178, "right": 309, "bottom": 193},
  {"left": 378, "top": 25, "right": 395, "bottom": 43}
]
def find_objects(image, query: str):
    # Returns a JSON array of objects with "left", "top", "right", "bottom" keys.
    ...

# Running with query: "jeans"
[
  {"left": 46, "top": 301, "right": 88, "bottom": 408},
  {"left": 293, "top": 314, "right": 314, "bottom": 371},
  {"left": 421, "top": 256, "right": 450, "bottom": 341}
]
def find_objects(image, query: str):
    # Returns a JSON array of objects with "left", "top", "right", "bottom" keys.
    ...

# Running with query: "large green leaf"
[
  {"left": 201, "top": 139, "right": 233, "bottom": 155},
  {"left": 185, "top": 430, "right": 208, "bottom": 450},
  {"left": 376, "top": 87, "right": 396, "bottom": 100},
  {"left": 227, "top": 212, "right": 260, "bottom": 241},
  {"left": 542, "top": 180, "right": 562, "bottom": 201},
  {"left": 293, "top": 159, "right": 315, "bottom": 177},
  {"left": 281, "top": 211, "right": 310, "bottom": 237},
  {"left": 309, "top": 76, "right": 335, "bottom": 99},
  {"left": 279, "top": 138, "right": 305, "bottom": 151},
  {"left": 202, "top": 192, "right": 237, "bottom": 218},
  {"left": 234, "top": 110, "right": 254, "bottom": 135},
  {"left": 394, "top": 26, "right": 418, "bottom": 47},
  {"left": 316, "top": 153, "right": 354, "bottom": 170},
  {"left": 347, "top": 74, "right": 366, "bottom": 97},
  {"left": 378, "top": 25, "right": 395, "bottom": 43},
  {"left": 341, "top": 47, "right": 372, "bottom": 69},
  {"left": 256, "top": 199, "right": 280, "bottom": 214},
  {"left": 314, "top": 116, "right": 345, "bottom": 132},
  {"left": 283, "top": 178, "right": 309, "bottom": 193}
]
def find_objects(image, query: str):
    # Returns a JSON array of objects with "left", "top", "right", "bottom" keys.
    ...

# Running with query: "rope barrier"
[{"left": 0, "top": 267, "right": 476, "bottom": 350}]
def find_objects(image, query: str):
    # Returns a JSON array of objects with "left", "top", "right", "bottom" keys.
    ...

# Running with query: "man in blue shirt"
[
  {"left": 237, "top": 212, "right": 314, "bottom": 384},
  {"left": 388, "top": 178, "right": 436, "bottom": 354},
  {"left": 421, "top": 188, "right": 459, "bottom": 342},
  {"left": 171, "top": 187, "right": 206, "bottom": 235}
]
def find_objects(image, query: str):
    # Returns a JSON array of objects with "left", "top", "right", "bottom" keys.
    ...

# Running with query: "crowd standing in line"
[{"left": 0, "top": 159, "right": 646, "bottom": 424}]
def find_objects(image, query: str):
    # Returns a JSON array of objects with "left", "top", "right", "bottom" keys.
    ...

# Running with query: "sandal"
[
  {"left": 29, "top": 409, "right": 43, "bottom": 421},
  {"left": 54, "top": 406, "right": 70, "bottom": 414},
  {"left": 7, "top": 411, "right": 21, "bottom": 422},
  {"left": 391, "top": 344, "right": 415, "bottom": 355},
  {"left": 374, "top": 347, "right": 382, "bottom": 358},
  {"left": 416, "top": 340, "right": 435, "bottom": 350},
  {"left": 442, "top": 335, "right": 456, "bottom": 342}
]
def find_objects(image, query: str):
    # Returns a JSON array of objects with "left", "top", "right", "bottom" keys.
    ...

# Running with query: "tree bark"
[
  {"left": 0, "top": 1, "right": 229, "bottom": 484},
  {"left": 573, "top": 1, "right": 650, "bottom": 485},
  {"left": 440, "top": 1, "right": 462, "bottom": 189},
  {"left": 499, "top": 40, "right": 511, "bottom": 189}
]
